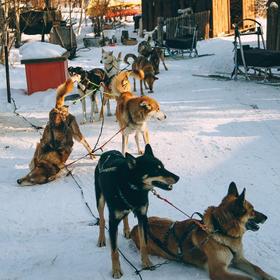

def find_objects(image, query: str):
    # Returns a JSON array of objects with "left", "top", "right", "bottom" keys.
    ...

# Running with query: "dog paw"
[
  {"left": 123, "top": 229, "right": 131, "bottom": 239},
  {"left": 112, "top": 268, "right": 123, "bottom": 279},
  {"left": 142, "top": 259, "right": 154, "bottom": 270},
  {"left": 97, "top": 238, "right": 106, "bottom": 247}
]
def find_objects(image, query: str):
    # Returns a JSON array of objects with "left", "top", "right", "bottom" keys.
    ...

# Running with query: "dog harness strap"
[
  {"left": 147, "top": 226, "right": 181, "bottom": 260},
  {"left": 118, "top": 188, "right": 135, "bottom": 210}
]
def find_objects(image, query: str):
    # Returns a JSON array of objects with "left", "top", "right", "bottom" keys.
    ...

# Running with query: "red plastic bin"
[{"left": 21, "top": 55, "right": 68, "bottom": 95}]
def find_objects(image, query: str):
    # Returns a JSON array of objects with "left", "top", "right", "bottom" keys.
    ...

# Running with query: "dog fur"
[
  {"left": 95, "top": 144, "right": 180, "bottom": 278},
  {"left": 124, "top": 53, "right": 158, "bottom": 95},
  {"left": 138, "top": 38, "right": 168, "bottom": 74},
  {"left": 68, "top": 66, "right": 111, "bottom": 122},
  {"left": 17, "top": 79, "right": 94, "bottom": 186},
  {"left": 112, "top": 70, "right": 165, "bottom": 154},
  {"left": 100, "top": 48, "right": 122, "bottom": 79},
  {"left": 131, "top": 182, "right": 277, "bottom": 280}
]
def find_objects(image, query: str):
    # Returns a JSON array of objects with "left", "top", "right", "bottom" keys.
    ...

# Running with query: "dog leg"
[
  {"left": 142, "top": 129, "right": 150, "bottom": 145},
  {"left": 135, "top": 210, "right": 153, "bottom": 269},
  {"left": 29, "top": 143, "right": 41, "bottom": 170},
  {"left": 107, "top": 99, "right": 113, "bottom": 116},
  {"left": 160, "top": 52, "right": 168, "bottom": 71},
  {"left": 205, "top": 245, "right": 252, "bottom": 280},
  {"left": 133, "top": 78, "right": 136, "bottom": 92},
  {"left": 97, "top": 194, "right": 106, "bottom": 247},
  {"left": 122, "top": 134, "right": 129, "bottom": 155},
  {"left": 81, "top": 97, "right": 87, "bottom": 124},
  {"left": 135, "top": 132, "right": 143, "bottom": 155},
  {"left": 123, "top": 216, "right": 130, "bottom": 239},
  {"left": 90, "top": 93, "right": 99, "bottom": 122},
  {"left": 140, "top": 80, "right": 144, "bottom": 96},
  {"left": 232, "top": 257, "right": 277, "bottom": 280},
  {"left": 109, "top": 216, "right": 123, "bottom": 279},
  {"left": 99, "top": 95, "right": 106, "bottom": 120}
]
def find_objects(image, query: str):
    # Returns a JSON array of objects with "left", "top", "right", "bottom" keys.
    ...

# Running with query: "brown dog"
[
  {"left": 113, "top": 70, "right": 166, "bottom": 154},
  {"left": 17, "top": 79, "right": 94, "bottom": 186},
  {"left": 131, "top": 182, "right": 277, "bottom": 280},
  {"left": 124, "top": 54, "right": 158, "bottom": 95}
]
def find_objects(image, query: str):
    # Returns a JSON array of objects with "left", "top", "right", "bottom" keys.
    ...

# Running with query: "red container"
[{"left": 21, "top": 56, "right": 68, "bottom": 95}]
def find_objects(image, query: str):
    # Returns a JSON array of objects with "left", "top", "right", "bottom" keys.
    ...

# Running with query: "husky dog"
[
  {"left": 124, "top": 54, "right": 158, "bottom": 95},
  {"left": 111, "top": 70, "right": 165, "bottom": 154},
  {"left": 100, "top": 49, "right": 122, "bottom": 79},
  {"left": 17, "top": 79, "right": 94, "bottom": 186},
  {"left": 95, "top": 144, "right": 180, "bottom": 278},
  {"left": 131, "top": 182, "right": 277, "bottom": 280},
  {"left": 68, "top": 66, "right": 111, "bottom": 122}
]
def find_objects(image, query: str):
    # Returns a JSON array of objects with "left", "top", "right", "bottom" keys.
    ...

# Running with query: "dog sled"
[{"left": 232, "top": 19, "right": 280, "bottom": 84}]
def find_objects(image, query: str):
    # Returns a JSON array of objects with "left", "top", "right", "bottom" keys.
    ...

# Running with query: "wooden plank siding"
[
  {"left": 211, "top": 0, "right": 230, "bottom": 37},
  {"left": 141, "top": 0, "right": 255, "bottom": 37}
]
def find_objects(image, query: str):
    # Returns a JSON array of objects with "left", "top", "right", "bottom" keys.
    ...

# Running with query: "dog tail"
[
  {"left": 124, "top": 53, "right": 137, "bottom": 65},
  {"left": 56, "top": 78, "right": 74, "bottom": 108},
  {"left": 128, "top": 69, "right": 145, "bottom": 80}
]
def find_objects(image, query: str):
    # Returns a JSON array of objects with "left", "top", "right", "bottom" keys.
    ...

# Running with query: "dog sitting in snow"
[
  {"left": 17, "top": 79, "right": 94, "bottom": 186},
  {"left": 111, "top": 70, "right": 166, "bottom": 154},
  {"left": 68, "top": 66, "right": 111, "bottom": 122}
]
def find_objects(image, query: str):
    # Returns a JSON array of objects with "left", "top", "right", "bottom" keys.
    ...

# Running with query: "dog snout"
[
  {"left": 17, "top": 178, "right": 22, "bottom": 184},
  {"left": 254, "top": 210, "right": 268, "bottom": 224}
]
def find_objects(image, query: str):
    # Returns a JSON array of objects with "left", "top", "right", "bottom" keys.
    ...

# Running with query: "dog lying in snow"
[
  {"left": 131, "top": 182, "right": 277, "bottom": 280},
  {"left": 17, "top": 79, "right": 94, "bottom": 186}
]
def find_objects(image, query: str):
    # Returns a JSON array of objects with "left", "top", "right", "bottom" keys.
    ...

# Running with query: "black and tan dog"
[
  {"left": 17, "top": 79, "right": 94, "bottom": 186},
  {"left": 95, "top": 144, "right": 180, "bottom": 278},
  {"left": 68, "top": 66, "right": 111, "bottom": 122},
  {"left": 124, "top": 53, "right": 158, "bottom": 95},
  {"left": 131, "top": 182, "right": 277, "bottom": 280}
]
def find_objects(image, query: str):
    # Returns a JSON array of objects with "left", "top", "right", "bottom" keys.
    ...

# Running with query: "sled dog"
[
  {"left": 95, "top": 144, "right": 180, "bottom": 278},
  {"left": 124, "top": 53, "right": 158, "bottom": 95},
  {"left": 131, "top": 182, "right": 277, "bottom": 280},
  {"left": 68, "top": 66, "right": 111, "bottom": 122},
  {"left": 17, "top": 79, "right": 94, "bottom": 186},
  {"left": 112, "top": 70, "right": 165, "bottom": 154}
]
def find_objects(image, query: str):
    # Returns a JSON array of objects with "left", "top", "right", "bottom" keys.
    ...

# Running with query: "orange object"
[{"left": 21, "top": 56, "right": 68, "bottom": 95}]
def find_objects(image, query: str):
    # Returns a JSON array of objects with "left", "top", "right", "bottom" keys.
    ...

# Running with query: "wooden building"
[
  {"left": 267, "top": 0, "right": 280, "bottom": 50},
  {"left": 141, "top": 0, "right": 255, "bottom": 38}
]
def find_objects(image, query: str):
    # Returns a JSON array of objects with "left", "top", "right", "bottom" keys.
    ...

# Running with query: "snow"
[
  {"left": 19, "top": 42, "right": 67, "bottom": 60},
  {"left": 0, "top": 20, "right": 280, "bottom": 280}
]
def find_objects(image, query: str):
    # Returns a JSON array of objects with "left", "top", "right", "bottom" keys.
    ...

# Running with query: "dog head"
[
  {"left": 49, "top": 107, "right": 69, "bottom": 127},
  {"left": 68, "top": 66, "right": 86, "bottom": 81},
  {"left": 139, "top": 97, "right": 166, "bottom": 120},
  {"left": 125, "top": 144, "right": 179, "bottom": 191},
  {"left": 100, "top": 48, "right": 114, "bottom": 64},
  {"left": 17, "top": 161, "right": 60, "bottom": 186},
  {"left": 207, "top": 182, "right": 268, "bottom": 238},
  {"left": 138, "top": 40, "right": 153, "bottom": 57}
]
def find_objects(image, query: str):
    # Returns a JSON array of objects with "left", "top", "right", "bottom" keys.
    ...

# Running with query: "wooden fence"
[{"left": 165, "top": 10, "right": 210, "bottom": 40}]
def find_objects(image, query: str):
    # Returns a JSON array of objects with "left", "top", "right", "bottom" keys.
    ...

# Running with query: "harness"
[{"left": 147, "top": 220, "right": 200, "bottom": 261}]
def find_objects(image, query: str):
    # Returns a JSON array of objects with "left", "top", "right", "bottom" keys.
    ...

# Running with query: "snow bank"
[{"left": 19, "top": 42, "right": 67, "bottom": 60}]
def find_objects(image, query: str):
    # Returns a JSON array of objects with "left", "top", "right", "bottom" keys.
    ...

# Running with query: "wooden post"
[{"left": 267, "top": 2, "right": 279, "bottom": 50}]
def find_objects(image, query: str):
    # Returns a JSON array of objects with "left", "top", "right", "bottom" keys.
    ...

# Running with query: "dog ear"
[
  {"left": 109, "top": 51, "right": 113, "bottom": 55},
  {"left": 144, "top": 144, "right": 154, "bottom": 156},
  {"left": 125, "top": 153, "right": 136, "bottom": 169},
  {"left": 227, "top": 182, "right": 239, "bottom": 197},
  {"left": 236, "top": 188, "right": 246, "bottom": 207},
  {"left": 117, "top": 52, "right": 122, "bottom": 59},
  {"left": 140, "top": 101, "right": 152, "bottom": 110}
]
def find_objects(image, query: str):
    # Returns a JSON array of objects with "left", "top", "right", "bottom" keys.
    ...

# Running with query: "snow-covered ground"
[{"left": 0, "top": 22, "right": 280, "bottom": 280}]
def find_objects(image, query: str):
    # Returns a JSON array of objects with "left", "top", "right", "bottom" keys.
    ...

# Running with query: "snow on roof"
[{"left": 19, "top": 42, "right": 67, "bottom": 60}]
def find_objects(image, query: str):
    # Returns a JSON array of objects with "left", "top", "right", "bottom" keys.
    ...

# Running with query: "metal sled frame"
[
  {"left": 163, "top": 25, "right": 198, "bottom": 58},
  {"left": 231, "top": 19, "right": 277, "bottom": 81}
]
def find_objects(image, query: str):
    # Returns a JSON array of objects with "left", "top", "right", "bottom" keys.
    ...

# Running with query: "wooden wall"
[
  {"left": 211, "top": 0, "right": 230, "bottom": 37},
  {"left": 141, "top": 0, "right": 255, "bottom": 37}
]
